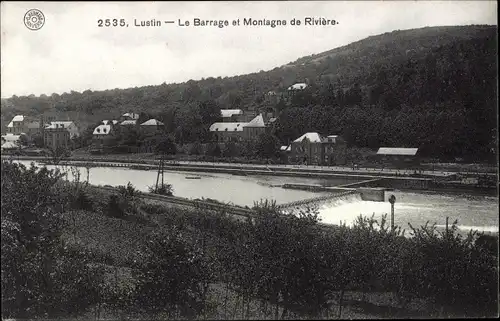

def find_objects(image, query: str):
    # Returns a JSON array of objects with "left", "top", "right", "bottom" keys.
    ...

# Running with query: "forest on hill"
[{"left": 1, "top": 25, "right": 497, "bottom": 161}]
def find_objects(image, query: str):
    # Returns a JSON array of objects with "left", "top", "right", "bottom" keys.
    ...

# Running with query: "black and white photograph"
[{"left": 1, "top": 1, "right": 498, "bottom": 319}]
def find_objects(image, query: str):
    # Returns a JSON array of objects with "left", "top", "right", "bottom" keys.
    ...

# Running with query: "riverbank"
[
  {"left": 5, "top": 150, "right": 497, "bottom": 173},
  {"left": 4, "top": 153, "right": 498, "bottom": 177},
  {"left": 6, "top": 155, "right": 496, "bottom": 195}
]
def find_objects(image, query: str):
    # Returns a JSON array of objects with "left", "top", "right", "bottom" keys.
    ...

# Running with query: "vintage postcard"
[{"left": 1, "top": 1, "right": 498, "bottom": 319}]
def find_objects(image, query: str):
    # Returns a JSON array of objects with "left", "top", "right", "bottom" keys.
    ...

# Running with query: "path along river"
[{"left": 15, "top": 160, "right": 499, "bottom": 234}]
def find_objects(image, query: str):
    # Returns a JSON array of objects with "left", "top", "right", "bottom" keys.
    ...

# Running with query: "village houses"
[{"left": 3, "top": 115, "right": 80, "bottom": 151}]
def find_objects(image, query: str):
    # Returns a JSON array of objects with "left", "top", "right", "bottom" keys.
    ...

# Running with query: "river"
[{"left": 14, "top": 160, "right": 499, "bottom": 234}]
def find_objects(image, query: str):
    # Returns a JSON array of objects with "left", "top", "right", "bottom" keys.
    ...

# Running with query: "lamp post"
[{"left": 389, "top": 194, "right": 396, "bottom": 231}]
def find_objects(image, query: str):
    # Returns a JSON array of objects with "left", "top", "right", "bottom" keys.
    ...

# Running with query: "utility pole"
[
  {"left": 161, "top": 152, "right": 165, "bottom": 188},
  {"left": 155, "top": 152, "right": 165, "bottom": 192},
  {"left": 389, "top": 194, "right": 396, "bottom": 231}
]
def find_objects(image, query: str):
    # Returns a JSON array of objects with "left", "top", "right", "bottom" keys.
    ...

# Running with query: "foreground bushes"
[
  {"left": 1, "top": 161, "right": 105, "bottom": 318},
  {"left": 2, "top": 160, "right": 498, "bottom": 319},
  {"left": 132, "top": 227, "right": 211, "bottom": 318}
]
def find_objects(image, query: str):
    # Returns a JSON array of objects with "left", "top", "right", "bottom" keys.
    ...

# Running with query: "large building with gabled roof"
[
  {"left": 209, "top": 114, "right": 267, "bottom": 143},
  {"left": 289, "top": 132, "right": 346, "bottom": 165}
]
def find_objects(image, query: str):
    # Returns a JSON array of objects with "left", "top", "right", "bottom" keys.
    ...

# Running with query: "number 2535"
[{"left": 97, "top": 19, "right": 127, "bottom": 27}]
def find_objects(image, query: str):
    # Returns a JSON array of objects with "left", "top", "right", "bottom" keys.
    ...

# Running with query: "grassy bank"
[{"left": 2, "top": 160, "right": 498, "bottom": 319}]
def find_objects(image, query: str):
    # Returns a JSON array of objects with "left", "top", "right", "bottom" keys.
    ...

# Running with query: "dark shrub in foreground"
[
  {"left": 1, "top": 161, "right": 105, "bottom": 319},
  {"left": 132, "top": 227, "right": 211, "bottom": 318}
]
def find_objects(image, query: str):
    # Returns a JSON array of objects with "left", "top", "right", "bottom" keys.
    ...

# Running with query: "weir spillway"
[
  {"left": 278, "top": 182, "right": 388, "bottom": 210},
  {"left": 277, "top": 190, "right": 360, "bottom": 210}
]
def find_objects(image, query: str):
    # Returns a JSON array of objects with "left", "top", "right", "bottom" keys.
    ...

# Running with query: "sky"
[{"left": 0, "top": 1, "right": 497, "bottom": 98}]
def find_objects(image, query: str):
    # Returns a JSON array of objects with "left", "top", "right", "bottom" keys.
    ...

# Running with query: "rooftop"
[
  {"left": 102, "top": 120, "right": 119, "bottom": 125},
  {"left": 140, "top": 119, "right": 164, "bottom": 126},
  {"left": 221, "top": 109, "right": 243, "bottom": 118},
  {"left": 288, "top": 83, "right": 308, "bottom": 91},
  {"left": 293, "top": 132, "right": 323, "bottom": 143},
  {"left": 292, "top": 132, "right": 344, "bottom": 144},
  {"left": 120, "top": 120, "right": 137, "bottom": 126},
  {"left": 210, "top": 122, "right": 245, "bottom": 132},
  {"left": 7, "top": 115, "right": 25, "bottom": 127},
  {"left": 45, "top": 121, "right": 75, "bottom": 129},
  {"left": 1, "top": 134, "right": 20, "bottom": 142},
  {"left": 246, "top": 114, "right": 266, "bottom": 127},
  {"left": 377, "top": 147, "right": 419, "bottom": 156},
  {"left": 50, "top": 121, "right": 74, "bottom": 125},
  {"left": 209, "top": 114, "right": 266, "bottom": 132},
  {"left": 93, "top": 124, "right": 112, "bottom": 135},
  {"left": 1, "top": 141, "right": 18, "bottom": 149},
  {"left": 122, "top": 112, "right": 140, "bottom": 120}
]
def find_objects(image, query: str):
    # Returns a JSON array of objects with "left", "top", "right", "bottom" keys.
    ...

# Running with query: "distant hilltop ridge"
[{"left": 1, "top": 24, "right": 496, "bottom": 118}]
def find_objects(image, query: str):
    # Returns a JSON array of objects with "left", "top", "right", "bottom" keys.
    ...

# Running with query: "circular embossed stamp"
[{"left": 24, "top": 9, "right": 45, "bottom": 30}]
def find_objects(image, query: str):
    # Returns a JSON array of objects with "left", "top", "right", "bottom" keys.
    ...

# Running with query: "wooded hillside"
[{"left": 1, "top": 25, "right": 497, "bottom": 161}]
